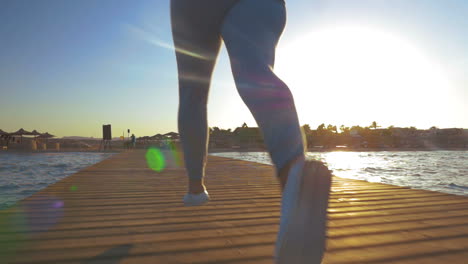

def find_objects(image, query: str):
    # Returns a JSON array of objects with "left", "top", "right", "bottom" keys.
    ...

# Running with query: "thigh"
[
  {"left": 171, "top": 0, "right": 238, "bottom": 82},
  {"left": 221, "top": 0, "right": 286, "bottom": 73}
]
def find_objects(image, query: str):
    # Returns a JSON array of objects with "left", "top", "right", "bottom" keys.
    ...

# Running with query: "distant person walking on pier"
[
  {"left": 130, "top": 134, "right": 136, "bottom": 149},
  {"left": 171, "top": 0, "right": 332, "bottom": 263}
]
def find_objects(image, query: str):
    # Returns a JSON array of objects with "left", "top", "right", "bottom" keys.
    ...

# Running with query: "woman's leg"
[
  {"left": 221, "top": 0, "right": 305, "bottom": 181},
  {"left": 171, "top": 0, "right": 227, "bottom": 193},
  {"left": 222, "top": 4, "right": 331, "bottom": 262}
]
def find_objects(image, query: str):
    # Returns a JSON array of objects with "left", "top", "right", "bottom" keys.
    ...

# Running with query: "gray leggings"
[{"left": 171, "top": 0, "right": 305, "bottom": 180}]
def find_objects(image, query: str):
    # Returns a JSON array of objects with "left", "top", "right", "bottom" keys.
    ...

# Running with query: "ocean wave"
[
  {"left": 19, "top": 189, "right": 36, "bottom": 195},
  {"left": 51, "top": 164, "right": 68, "bottom": 168},
  {"left": 1, "top": 152, "right": 114, "bottom": 208},
  {"left": 448, "top": 183, "right": 468, "bottom": 190},
  {"left": 214, "top": 151, "right": 468, "bottom": 196},
  {"left": 364, "top": 167, "right": 403, "bottom": 173},
  {"left": 0, "top": 183, "right": 20, "bottom": 190}
]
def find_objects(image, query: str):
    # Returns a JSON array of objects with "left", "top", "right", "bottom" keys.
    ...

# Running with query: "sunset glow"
[
  {"left": 1, "top": 1, "right": 467, "bottom": 137},
  {"left": 276, "top": 25, "right": 454, "bottom": 129}
]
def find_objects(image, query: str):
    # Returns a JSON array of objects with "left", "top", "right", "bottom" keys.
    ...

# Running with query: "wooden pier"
[{"left": 1, "top": 150, "right": 468, "bottom": 263}]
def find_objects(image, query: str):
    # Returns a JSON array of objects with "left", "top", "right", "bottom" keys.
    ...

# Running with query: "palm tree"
[
  {"left": 371, "top": 121, "right": 380, "bottom": 130},
  {"left": 340, "top": 125, "right": 345, "bottom": 133},
  {"left": 340, "top": 125, "right": 350, "bottom": 135}
]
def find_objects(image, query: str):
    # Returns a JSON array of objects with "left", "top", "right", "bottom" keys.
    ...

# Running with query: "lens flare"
[
  {"left": 70, "top": 185, "right": 77, "bottom": 192},
  {"left": 0, "top": 195, "right": 64, "bottom": 261},
  {"left": 164, "top": 140, "right": 183, "bottom": 167},
  {"left": 146, "top": 147, "right": 166, "bottom": 172},
  {"left": 25, "top": 196, "right": 64, "bottom": 234},
  {"left": 125, "top": 24, "right": 208, "bottom": 60},
  {"left": 53, "top": 201, "right": 64, "bottom": 208}
]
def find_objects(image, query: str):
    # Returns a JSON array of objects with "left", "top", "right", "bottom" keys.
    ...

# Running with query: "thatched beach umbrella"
[
  {"left": 0, "top": 130, "right": 14, "bottom": 147},
  {"left": 0, "top": 129, "right": 9, "bottom": 142},
  {"left": 31, "top": 130, "right": 42, "bottom": 140},
  {"left": 10, "top": 128, "right": 33, "bottom": 143},
  {"left": 11, "top": 128, "right": 33, "bottom": 136},
  {"left": 39, "top": 132, "right": 55, "bottom": 138},
  {"left": 151, "top": 134, "right": 165, "bottom": 140},
  {"left": 31, "top": 130, "right": 41, "bottom": 136},
  {"left": 164, "top": 132, "right": 180, "bottom": 139},
  {"left": 137, "top": 136, "right": 150, "bottom": 145},
  {"left": 38, "top": 132, "right": 55, "bottom": 143}
]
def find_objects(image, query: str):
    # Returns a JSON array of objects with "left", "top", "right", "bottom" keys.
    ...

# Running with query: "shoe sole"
[
  {"left": 183, "top": 192, "right": 210, "bottom": 206},
  {"left": 276, "top": 160, "right": 332, "bottom": 264},
  {"left": 184, "top": 198, "right": 209, "bottom": 206}
]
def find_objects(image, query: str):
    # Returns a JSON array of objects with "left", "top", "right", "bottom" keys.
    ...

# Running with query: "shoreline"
[
  {"left": 1, "top": 146, "right": 467, "bottom": 154},
  {"left": 1, "top": 150, "right": 466, "bottom": 211}
]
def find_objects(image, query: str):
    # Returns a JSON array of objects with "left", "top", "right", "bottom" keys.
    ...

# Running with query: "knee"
[
  {"left": 179, "top": 100, "right": 206, "bottom": 117},
  {"left": 234, "top": 67, "right": 292, "bottom": 101}
]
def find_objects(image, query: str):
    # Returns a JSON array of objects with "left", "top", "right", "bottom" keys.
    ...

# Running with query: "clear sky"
[{"left": 1, "top": 0, "right": 467, "bottom": 137}]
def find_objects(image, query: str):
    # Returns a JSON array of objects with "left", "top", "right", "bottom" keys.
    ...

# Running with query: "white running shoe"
[
  {"left": 183, "top": 190, "right": 210, "bottom": 206},
  {"left": 275, "top": 158, "right": 332, "bottom": 264}
]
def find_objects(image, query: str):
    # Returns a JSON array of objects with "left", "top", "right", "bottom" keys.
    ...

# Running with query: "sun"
[{"left": 275, "top": 24, "right": 452, "bottom": 128}]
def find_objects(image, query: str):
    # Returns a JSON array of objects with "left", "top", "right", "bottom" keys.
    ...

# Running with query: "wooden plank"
[{"left": 1, "top": 150, "right": 467, "bottom": 264}]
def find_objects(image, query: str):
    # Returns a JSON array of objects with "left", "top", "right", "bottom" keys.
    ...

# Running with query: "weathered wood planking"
[{"left": 1, "top": 150, "right": 467, "bottom": 263}]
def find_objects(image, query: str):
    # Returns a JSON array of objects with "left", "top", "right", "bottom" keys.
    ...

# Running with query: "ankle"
[{"left": 188, "top": 179, "right": 205, "bottom": 194}]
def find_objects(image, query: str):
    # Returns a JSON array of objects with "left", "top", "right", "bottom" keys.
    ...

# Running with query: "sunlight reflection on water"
[{"left": 211, "top": 151, "right": 468, "bottom": 196}]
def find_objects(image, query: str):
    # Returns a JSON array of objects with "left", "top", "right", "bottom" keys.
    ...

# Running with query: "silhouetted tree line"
[{"left": 209, "top": 122, "right": 467, "bottom": 150}]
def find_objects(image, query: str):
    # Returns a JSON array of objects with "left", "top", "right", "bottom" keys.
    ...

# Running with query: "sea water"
[
  {"left": 212, "top": 151, "right": 468, "bottom": 196},
  {"left": 1, "top": 151, "right": 466, "bottom": 210},
  {"left": 0, "top": 152, "right": 114, "bottom": 209}
]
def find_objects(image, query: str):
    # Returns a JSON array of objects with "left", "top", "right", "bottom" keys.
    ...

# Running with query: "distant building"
[
  {"left": 233, "top": 124, "right": 263, "bottom": 148},
  {"left": 209, "top": 128, "right": 234, "bottom": 148}
]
